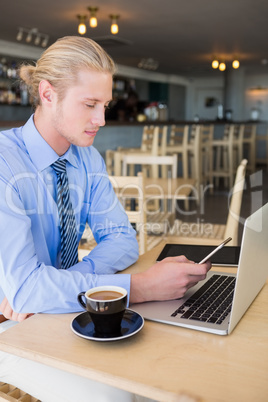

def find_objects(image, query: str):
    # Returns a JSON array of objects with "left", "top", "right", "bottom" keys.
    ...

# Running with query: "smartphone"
[{"left": 198, "top": 237, "right": 232, "bottom": 264}]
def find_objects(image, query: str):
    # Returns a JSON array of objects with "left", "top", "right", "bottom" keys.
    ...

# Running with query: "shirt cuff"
[
  {"left": 68, "top": 262, "right": 132, "bottom": 306},
  {"left": 95, "top": 274, "right": 132, "bottom": 306}
]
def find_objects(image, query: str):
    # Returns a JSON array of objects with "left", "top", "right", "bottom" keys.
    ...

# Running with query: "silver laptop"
[{"left": 131, "top": 203, "right": 268, "bottom": 335}]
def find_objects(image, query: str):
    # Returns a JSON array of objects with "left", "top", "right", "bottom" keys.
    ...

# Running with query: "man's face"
[{"left": 51, "top": 69, "right": 113, "bottom": 152}]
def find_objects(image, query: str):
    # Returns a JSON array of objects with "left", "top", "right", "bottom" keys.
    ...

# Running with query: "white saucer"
[{"left": 71, "top": 309, "right": 144, "bottom": 342}]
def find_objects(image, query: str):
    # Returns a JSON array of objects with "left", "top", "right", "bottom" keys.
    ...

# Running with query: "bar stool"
[
  {"left": 166, "top": 124, "right": 201, "bottom": 205},
  {"left": 200, "top": 124, "right": 214, "bottom": 190},
  {"left": 188, "top": 124, "right": 202, "bottom": 189},
  {"left": 241, "top": 124, "right": 257, "bottom": 173},
  {"left": 166, "top": 124, "right": 189, "bottom": 179}
]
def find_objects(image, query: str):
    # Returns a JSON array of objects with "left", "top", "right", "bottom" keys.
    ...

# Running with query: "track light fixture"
[
  {"left": 211, "top": 56, "right": 240, "bottom": 71},
  {"left": 16, "top": 27, "right": 49, "bottom": 47},
  {"left": 88, "top": 7, "right": 98, "bottom": 28},
  {"left": 76, "top": 8, "right": 121, "bottom": 35},
  {"left": 77, "top": 15, "right": 87, "bottom": 35},
  {"left": 110, "top": 15, "right": 119, "bottom": 34}
]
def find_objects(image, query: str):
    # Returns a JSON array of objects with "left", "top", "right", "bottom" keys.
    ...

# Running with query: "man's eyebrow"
[
  {"left": 83, "top": 98, "right": 100, "bottom": 102},
  {"left": 83, "top": 98, "right": 113, "bottom": 104}
]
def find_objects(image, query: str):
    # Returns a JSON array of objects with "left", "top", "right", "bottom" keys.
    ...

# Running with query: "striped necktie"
[{"left": 52, "top": 159, "right": 78, "bottom": 269}]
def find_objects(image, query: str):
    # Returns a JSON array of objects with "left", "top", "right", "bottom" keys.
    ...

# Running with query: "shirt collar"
[{"left": 22, "top": 114, "right": 79, "bottom": 171}]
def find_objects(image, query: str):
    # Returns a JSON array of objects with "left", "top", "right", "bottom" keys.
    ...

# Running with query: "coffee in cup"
[{"left": 77, "top": 286, "right": 127, "bottom": 337}]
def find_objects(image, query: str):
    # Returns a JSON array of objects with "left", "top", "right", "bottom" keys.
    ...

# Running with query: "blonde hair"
[{"left": 19, "top": 36, "right": 116, "bottom": 108}]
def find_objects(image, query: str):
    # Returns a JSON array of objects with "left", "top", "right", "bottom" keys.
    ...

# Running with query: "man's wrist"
[{"left": 129, "top": 272, "right": 148, "bottom": 304}]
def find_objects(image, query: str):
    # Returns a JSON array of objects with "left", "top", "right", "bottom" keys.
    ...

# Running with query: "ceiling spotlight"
[
  {"left": 34, "top": 34, "right": 41, "bottom": 46},
  {"left": 16, "top": 28, "right": 23, "bottom": 41},
  {"left": 212, "top": 59, "right": 219, "bottom": 69},
  {"left": 232, "top": 59, "right": 240, "bottom": 69},
  {"left": 110, "top": 14, "right": 119, "bottom": 34},
  {"left": 25, "top": 31, "right": 32, "bottom": 43},
  {"left": 77, "top": 15, "right": 87, "bottom": 35},
  {"left": 219, "top": 62, "right": 226, "bottom": 71},
  {"left": 41, "top": 35, "right": 49, "bottom": 48},
  {"left": 88, "top": 7, "right": 98, "bottom": 28}
]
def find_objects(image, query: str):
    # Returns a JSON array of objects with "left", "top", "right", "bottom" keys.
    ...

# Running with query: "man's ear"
[{"left": 39, "top": 80, "right": 55, "bottom": 105}]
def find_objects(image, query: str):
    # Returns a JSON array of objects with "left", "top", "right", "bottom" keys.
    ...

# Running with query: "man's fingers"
[
  {"left": 0, "top": 297, "right": 13, "bottom": 319},
  {"left": 164, "top": 255, "right": 193, "bottom": 264},
  {"left": 0, "top": 297, "right": 8, "bottom": 313},
  {"left": 0, "top": 297, "right": 34, "bottom": 322},
  {"left": 17, "top": 313, "right": 34, "bottom": 322},
  {"left": 187, "top": 261, "right": 211, "bottom": 276}
]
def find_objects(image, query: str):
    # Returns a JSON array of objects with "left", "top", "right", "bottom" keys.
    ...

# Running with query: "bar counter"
[
  {"left": 0, "top": 119, "right": 264, "bottom": 128},
  {"left": 1, "top": 120, "right": 266, "bottom": 161}
]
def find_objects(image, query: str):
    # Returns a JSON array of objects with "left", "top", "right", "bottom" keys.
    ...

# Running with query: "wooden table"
[
  {"left": 113, "top": 149, "right": 145, "bottom": 176},
  {"left": 112, "top": 176, "right": 196, "bottom": 213},
  {"left": 0, "top": 244, "right": 267, "bottom": 402}
]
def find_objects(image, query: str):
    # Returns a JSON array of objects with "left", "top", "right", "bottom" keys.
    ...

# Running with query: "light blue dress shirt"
[{"left": 0, "top": 115, "right": 139, "bottom": 314}]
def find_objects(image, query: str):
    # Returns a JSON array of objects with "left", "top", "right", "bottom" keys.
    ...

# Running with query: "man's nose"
[{"left": 91, "top": 109, "right": 106, "bottom": 127}]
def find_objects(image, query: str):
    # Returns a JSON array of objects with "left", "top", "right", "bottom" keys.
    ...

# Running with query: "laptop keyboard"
[{"left": 171, "top": 274, "right": 236, "bottom": 325}]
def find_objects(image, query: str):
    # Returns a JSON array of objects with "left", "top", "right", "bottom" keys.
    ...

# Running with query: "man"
[{"left": 0, "top": 36, "right": 210, "bottom": 401}]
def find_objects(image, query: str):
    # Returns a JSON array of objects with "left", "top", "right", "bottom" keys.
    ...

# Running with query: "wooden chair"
[
  {"left": 187, "top": 125, "right": 202, "bottom": 190},
  {"left": 240, "top": 124, "right": 257, "bottom": 173},
  {"left": 79, "top": 171, "right": 167, "bottom": 256},
  {"left": 105, "top": 149, "right": 115, "bottom": 176},
  {"left": 122, "top": 153, "right": 177, "bottom": 179},
  {"left": 165, "top": 124, "right": 189, "bottom": 179},
  {"left": 204, "top": 124, "right": 242, "bottom": 192},
  {"left": 78, "top": 172, "right": 149, "bottom": 258},
  {"left": 200, "top": 124, "right": 214, "bottom": 190},
  {"left": 211, "top": 124, "right": 237, "bottom": 189},
  {"left": 166, "top": 159, "right": 248, "bottom": 246},
  {"left": 232, "top": 124, "right": 244, "bottom": 171},
  {"left": 122, "top": 154, "right": 178, "bottom": 234},
  {"left": 108, "top": 125, "right": 168, "bottom": 176},
  {"left": 166, "top": 125, "right": 201, "bottom": 200},
  {"left": 105, "top": 126, "right": 156, "bottom": 176},
  {"left": 134, "top": 125, "right": 168, "bottom": 178}
]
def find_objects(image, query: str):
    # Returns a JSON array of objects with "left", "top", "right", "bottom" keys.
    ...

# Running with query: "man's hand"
[
  {"left": 0, "top": 297, "right": 34, "bottom": 322},
  {"left": 130, "top": 255, "right": 211, "bottom": 304}
]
